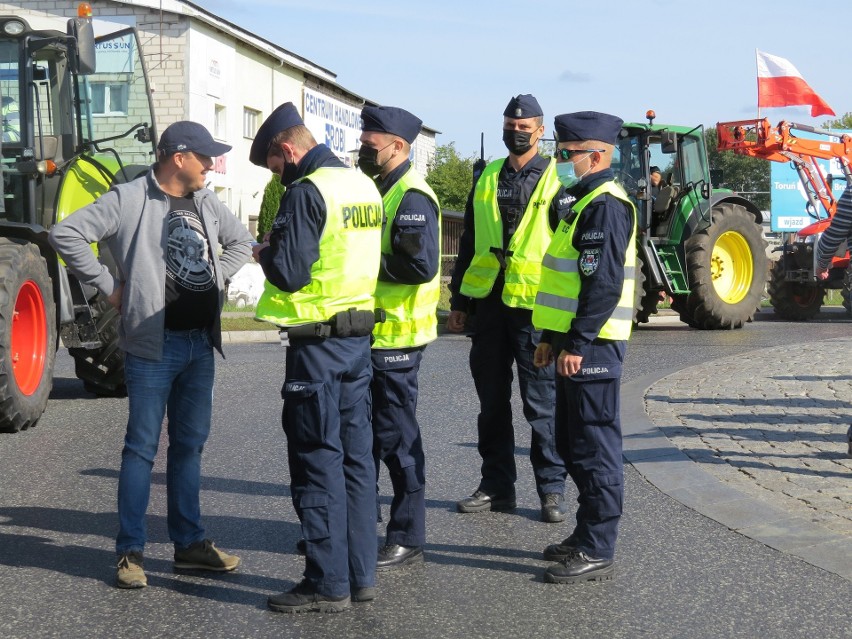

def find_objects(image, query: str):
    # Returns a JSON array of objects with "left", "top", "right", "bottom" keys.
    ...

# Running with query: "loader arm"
[{"left": 716, "top": 118, "right": 852, "bottom": 222}]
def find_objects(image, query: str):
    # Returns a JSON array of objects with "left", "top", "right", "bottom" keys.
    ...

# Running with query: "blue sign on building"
[{"left": 770, "top": 128, "right": 851, "bottom": 232}]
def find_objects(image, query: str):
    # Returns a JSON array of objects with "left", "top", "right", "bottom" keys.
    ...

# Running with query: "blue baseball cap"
[
  {"left": 361, "top": 105, "right": 422, "bottom": 144},
  {"left": 249, "top": 102, "right": 305, "bottom": 167},
  {"left": 157, "top": 121, "right": 231, "bottom": 157}
]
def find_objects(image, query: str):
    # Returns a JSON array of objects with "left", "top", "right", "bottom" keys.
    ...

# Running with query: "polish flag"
[{"left": 756, "top": 50, "right": 835, "bottom": 117}]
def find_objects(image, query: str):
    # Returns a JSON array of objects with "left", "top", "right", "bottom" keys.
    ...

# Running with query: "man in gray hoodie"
[{"left": 49, "top": 121, "right": 253, "bottom": 589}]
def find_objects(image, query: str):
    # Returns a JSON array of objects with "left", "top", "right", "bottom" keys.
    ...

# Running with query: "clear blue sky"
[{"left": 205, "top": 0, "right": 852, "bottom": 160}]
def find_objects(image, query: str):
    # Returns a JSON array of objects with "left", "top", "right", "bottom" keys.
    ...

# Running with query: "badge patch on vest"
[{"left": 579, "top": 248, "right": 601, "bottom": 276}]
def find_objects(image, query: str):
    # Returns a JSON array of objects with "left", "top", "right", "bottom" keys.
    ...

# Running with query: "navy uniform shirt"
[
  {"left": 257, "top": 144, "right": 342, "bottom": 292},
  {"left": 376, "top": 160, "right": 440, "bottom": 285},
  {"left": 541, "top": 168, "right": 634, "bottom": 361},
  {"left": 449, "top": 154, "right": 570, "bottom": 312}
]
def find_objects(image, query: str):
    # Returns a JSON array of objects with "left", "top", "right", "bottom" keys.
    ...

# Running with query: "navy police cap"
[
  {"left": 553, "top": 111, "right": 623, "bottom": 145},
  {"left": 361, "top": 105, "right": 422, "bottom": 144},
  {"left": 249, "top": 102, "right": 304, "bottom": 167},
  {"left": 158, "top": 120, "right": 231, "bottom": 157},
  {"left": 503, "top": 94, "right": 543, "bottom": 119}
]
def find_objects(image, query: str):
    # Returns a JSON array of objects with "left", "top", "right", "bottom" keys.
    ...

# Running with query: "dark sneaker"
[
  {"left": 174, "top": 539, "right": 240, "bottom": 571},
  {"left": 351, "top": 586, "right": 376, "bottom": 603},
  {"left": 456, "top": 489, "right": 516, "bottom": 513},
  {"left": 116, "top": 552, "right": 147, "bottom": 589},
  {"left": 542, "top": 535, "right": 579, "bottom": 562},
  {"left": 544, "top": 552, "right": 614, "bottom": 584},
  {"left": 268, "top": 580, "right": 351, "bottom": 613},
  {"left": 540, "top": 493, "right": 566, "bottom": 523}
]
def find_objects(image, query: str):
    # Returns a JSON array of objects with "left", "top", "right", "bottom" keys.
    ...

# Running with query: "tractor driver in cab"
[
  {"left": 649, "top": 165, "right": 663, "bottom": 200},
  {"left": 1, "top": 95, "right": 19, "bottom": 143}
]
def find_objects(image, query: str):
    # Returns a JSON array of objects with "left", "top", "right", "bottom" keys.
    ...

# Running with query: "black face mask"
[
  {"left": 502, "top": 129, "right": 534, "bottom": 155},
  {"left": 280, "top": 160, "right": 299, "bottom": 186},
  {"left": 357, "top": 141, "right": 394, "bottom": 178}
]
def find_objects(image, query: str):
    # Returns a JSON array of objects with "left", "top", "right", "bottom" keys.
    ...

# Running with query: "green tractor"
[
  {"left": 614, "top": 112, "right": 768, "bottom": 329},
  {"left": 0, "top": 7, "right": 157, "bottom": 432}
]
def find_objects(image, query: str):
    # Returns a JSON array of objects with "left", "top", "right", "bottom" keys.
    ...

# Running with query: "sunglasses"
[{"left": 554, "top": 148, "right": 605, "bottom": 161}]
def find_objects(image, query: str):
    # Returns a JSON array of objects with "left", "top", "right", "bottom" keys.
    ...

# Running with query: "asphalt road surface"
[{"left": 1, "top": 310, "right": 851, "bottom": 639}]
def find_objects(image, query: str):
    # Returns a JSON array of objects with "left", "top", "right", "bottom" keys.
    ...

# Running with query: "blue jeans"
[{"left": 116, "top": 329, "right": 215, "bottom": 554}]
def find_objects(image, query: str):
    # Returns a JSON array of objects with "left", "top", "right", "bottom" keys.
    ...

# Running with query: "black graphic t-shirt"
[{"left": 164, "top": 195, "right": 218, "bottom": 330}]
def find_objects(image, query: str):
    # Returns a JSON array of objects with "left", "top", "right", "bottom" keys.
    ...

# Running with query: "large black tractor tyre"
[
  {"left": 68, "top": 294, "right": 126, "bottom": 397},
  {"left": 842, "top": 266, "right": 852, "bottom": 316},
  {"left": 669, "top": 293, "right": 699, "bottom": 328},
  {"left": 0, "top": 240, "right": 57, "bottom": 432},
  {"left": 768, "top": 254, "right": 825, "bottom": 321},
  {"left": 633, "top": 254, "right": 659, "bottom": 325},
  {"left": 682, "top": 203, "right": 767, "bottom": 330}
]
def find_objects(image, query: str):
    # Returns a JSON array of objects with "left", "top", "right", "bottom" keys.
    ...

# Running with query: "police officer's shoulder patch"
[
  {"left": 394, "top": 207, "right": 427, "bottom": 227},
  {"left": 555, "top": 194, "right": 576, "bottom": 222},
  {"left": 579, "top": 228, "right": 605, "bottom": 244},
  {"left": 579, "top": 248, "right": 601, "bottom": 276}
]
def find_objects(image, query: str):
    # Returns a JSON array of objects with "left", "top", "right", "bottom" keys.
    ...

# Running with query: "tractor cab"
[
  {"left": 613, "top": 114, "right": 715, "bottom": 244},
  {"left": 0, "top": 10, "right": 156, "bottom": 236}
]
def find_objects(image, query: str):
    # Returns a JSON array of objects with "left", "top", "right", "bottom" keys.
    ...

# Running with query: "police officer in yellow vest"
[
  {"left": 532, "top": 111, "right": 636, "bottom": 585},
  {"left": 250, "top": 103, "right": 383, "bottom": 613},
  {"left": 358, "top": 105, "right": 441, "bottom": 571},
  {"left": 448, "top": 94, "right": 570, "bottom": 522}
]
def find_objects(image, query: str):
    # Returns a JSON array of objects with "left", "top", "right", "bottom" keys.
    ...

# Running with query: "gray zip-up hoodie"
[{"left": 48, "top": 166, "right": 253, "bottom": 360}]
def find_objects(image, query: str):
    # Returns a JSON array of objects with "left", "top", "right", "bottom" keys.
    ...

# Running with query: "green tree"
[
  {"left": 425, "top": 142, "right": 475, "bottom": 211},
  {"left": 256, "top": 175, "right": 286, "bottom": 241},
  {"left": 705, "top": 127, "right": 771, "bottom": 210},
  {"left": 825, "top": 112, "right": 852, "bottom": 129}
]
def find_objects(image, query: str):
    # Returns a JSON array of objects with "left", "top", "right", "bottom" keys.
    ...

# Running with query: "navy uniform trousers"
[
  {"left": 282, "top": 335, "right": 377, "bottom": 598},
  {"left": 469, "top": 291, "right": 565, "bottom": 499},
  {"left": 371, "top": 347, "right": 426, "bottom": 547},
  {"left": 554, "top": 341, "right": 626, "bottom": 560}
]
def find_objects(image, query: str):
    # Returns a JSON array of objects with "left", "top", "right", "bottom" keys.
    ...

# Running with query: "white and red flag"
[{"left": 756, "top": 50, "right": 835, "bottom": 117}]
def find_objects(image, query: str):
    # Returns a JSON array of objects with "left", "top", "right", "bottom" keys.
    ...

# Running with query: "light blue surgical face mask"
[
  {"left": 556, "top": 161, "right": 581, "bottom": 188},
  {"left": 555, "top": 152, "right": 596, "bottom": 188}
]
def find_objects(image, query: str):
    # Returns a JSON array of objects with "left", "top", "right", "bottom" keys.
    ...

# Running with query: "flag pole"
[{"left": 756, "top": 48, "right": 761, "bottom": 119}]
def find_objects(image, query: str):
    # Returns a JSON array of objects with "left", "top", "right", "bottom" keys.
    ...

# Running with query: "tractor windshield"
[
  {"left": 0, "top": 35, "right": 73, "bottom": 226},
  {"left": 612, "top": 132, "right": 679, "bottom": 207},
  {"left": 0, "top": 41, "right": 18, "bottom": 219}
]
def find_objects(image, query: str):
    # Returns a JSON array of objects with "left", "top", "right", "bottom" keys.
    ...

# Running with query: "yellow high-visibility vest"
[
  {"left": 459, "top": 158, "right": 561, "bottom": 309},
  {"left": 255, "top": 166, "right": 382, "bottom": 326},
  {"left": 373, "top": 167, "right": 442, "bottom": 349},
  {"left": 532, "top": 180, "right": 637, "bottom": 340}
]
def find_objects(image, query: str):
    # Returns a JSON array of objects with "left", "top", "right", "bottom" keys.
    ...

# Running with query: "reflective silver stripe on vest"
[
  {"left": 537, "top": 293, "right": 635, "bottom": 321},
  {"left": 542, "top": 254, "right": 579, "bottom": 273},
  {"left": 610, "top": 306, "right": 635, "bottom": 322},
  {"left": 536, "top": 292, "right": 579, "bottom": 313},
  {"left": 542, "top": 255, "right": 636, "bottom": 281}
]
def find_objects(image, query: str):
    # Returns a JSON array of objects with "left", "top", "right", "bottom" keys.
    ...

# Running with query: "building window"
[
  {"left": 214, "top": 104, "right": 226, "bottom": 139},
  {"left": 243, "top": 107, "right": 260, "bottom": 139},
  {"left": 89, "top": 82, "right": 128, "bottom": 116}
]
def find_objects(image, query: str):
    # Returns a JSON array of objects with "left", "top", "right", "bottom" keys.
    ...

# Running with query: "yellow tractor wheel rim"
[{"left": 711, "top": 231, "right": 753, "bottom": 304}]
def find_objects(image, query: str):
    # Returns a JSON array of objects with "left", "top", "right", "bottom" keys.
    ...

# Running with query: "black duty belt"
[{"left": 279, "top": 308, "right": 386, "bottom": 348}]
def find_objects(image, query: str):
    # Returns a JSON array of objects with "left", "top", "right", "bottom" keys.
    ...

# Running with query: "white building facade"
[{"left": 1, "top": 0, "right": 438, "bottom": 235}]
